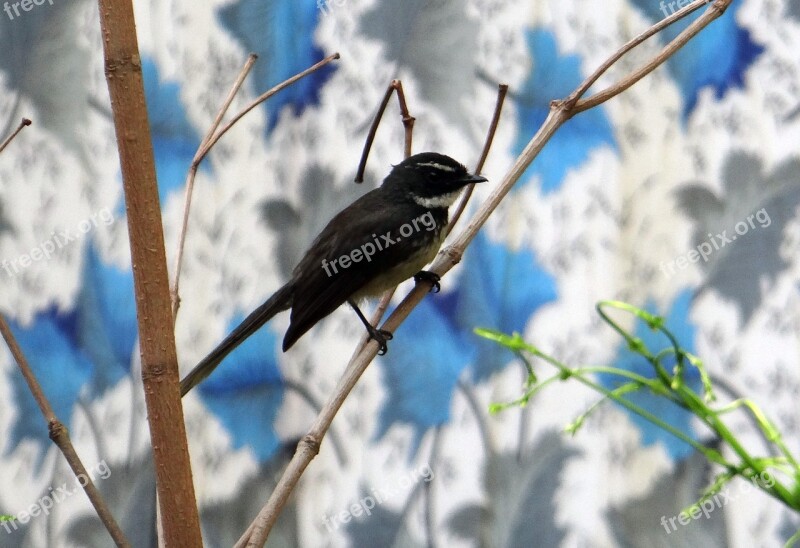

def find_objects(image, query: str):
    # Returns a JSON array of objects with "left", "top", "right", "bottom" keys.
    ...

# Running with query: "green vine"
[{"left": 475, "top": 300, "right": 800, "bottom": 546}]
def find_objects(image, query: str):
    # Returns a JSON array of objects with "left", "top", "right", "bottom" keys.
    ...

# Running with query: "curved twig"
[
  {"left": 448, "top": 84, "right": 508, "bottom": 234},
  {"left": 354, "top": 79, "right": 415, "bottom": 183},
  {"left": 171, "top": 54, "right": 258, "bottom": 318},
  {"left": 171, "top": 53, "right": 340, "bottom": 318}
]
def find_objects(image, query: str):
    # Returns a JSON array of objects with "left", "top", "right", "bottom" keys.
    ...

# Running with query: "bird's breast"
[{"left": 353, "top": 222, "right": 446, "bottom": 299}]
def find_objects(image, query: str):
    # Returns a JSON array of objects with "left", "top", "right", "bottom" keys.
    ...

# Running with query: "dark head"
[{"left": 383, "top": 152, "right": 487, "bottom": 208}]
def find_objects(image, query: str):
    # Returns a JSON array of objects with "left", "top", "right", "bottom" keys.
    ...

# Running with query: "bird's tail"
[{"left": 180, "top": 283, "right": 293, "bottom": 397}]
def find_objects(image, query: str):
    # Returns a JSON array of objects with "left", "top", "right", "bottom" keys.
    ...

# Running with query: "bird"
[{"left": 180, "top": 152, "right": 487, "bottom": 396}]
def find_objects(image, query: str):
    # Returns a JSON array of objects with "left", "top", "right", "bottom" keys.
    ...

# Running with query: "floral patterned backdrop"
[{"left": 0, "top": 0, "right": 799, "bottom": 546}]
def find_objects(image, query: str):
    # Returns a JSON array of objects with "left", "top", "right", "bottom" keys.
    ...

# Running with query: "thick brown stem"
[{"left": 95, "top": 0, "right": 202, "bottom": 545}]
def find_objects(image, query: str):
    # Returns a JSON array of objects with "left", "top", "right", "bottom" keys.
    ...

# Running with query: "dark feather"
[{"left": 284, "top": 189, "right": 446, "bottom": 350}]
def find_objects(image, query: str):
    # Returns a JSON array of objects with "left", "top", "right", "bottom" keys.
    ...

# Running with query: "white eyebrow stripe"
[{"left": 416, "top": 162, "right": 456, "bottom": 172}]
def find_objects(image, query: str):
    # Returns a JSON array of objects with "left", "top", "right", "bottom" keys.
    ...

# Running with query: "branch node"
[
  {"left": 48, "top": 419, "right": 66, "bottom": 442},
  {"left": 104, "top": 54, "right": 142, "bottom": 77},
  {"left": 299, "top": 434, "right": 321, "bottom": 456},
  {"left": 440, "top": 245, "right": 464, "bottom": 268}
]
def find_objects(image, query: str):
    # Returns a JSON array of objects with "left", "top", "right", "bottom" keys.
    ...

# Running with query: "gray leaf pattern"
[
  {"left": 447, "top": 431, "right": 575, "bottom": 547},
  {"left": 361, "top": 0, "right": 480, "bottom": 135},
  {"left": 607, "top": 444, "right": 727, "bottom": 548},
  {"left": 675, "top": 151, "right": 800, "bottom": 323},
  {"left": 260, "top": 164, "right": 372, "bottom": 280}
]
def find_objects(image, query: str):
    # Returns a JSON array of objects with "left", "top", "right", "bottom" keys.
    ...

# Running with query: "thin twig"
[
  {"left": 199, "top": 53, "right": 340, "bottom": 162},
  {"left": 171, "top": 53, "right": 339, "bottom": 318},
  {"left": 239, "top": 2, "right": 733, "bottom": 544},
  {"left": 171, "top": 53, "right": 258, "bottom": 318},
  {"left": 572, "top": 0, "right": 720, "bottom": 113},
  {"left": 355, "top": 79, "right": 415, "bottom": 183},
  {"left": 394, "top": 81, "right": 415, "bottom": 158},
  {"left": 0, "top": 118, "right": 31, "bottom": 155},
  {"left": 0, "top": 315, "right": 130, "bottom": 547},
  {"left": 448, "top": 84, "right": 508, "bottom": 234},
  {"left": 354, "top": 84, "right": 394, "bottom": 183}
]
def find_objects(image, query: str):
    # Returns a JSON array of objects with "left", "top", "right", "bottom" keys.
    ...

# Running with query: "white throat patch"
[{"left": 413, "top": 189, "right": 463, "bottom": 209}]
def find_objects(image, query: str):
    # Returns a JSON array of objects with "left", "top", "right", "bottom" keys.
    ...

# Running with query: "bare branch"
[
  {"left": 96, "top": 0, "right": 202, "bottom": 544},
  {"left": 0, "top": 315, "right": 130, "bottom": 547},
  {"left": 572, "top": 0, "right": 727, "bottom": 113},
  {"left": 199, "top": 53, "right": 340, "bottom": 162},
  {"left": 171, "top": 53, "right": 258, "bottom": 318},
  {"left": 448, "top": 83, "right": 509, "bottom": 234},
  {"left": 394, "top": 81, "right": 415, "bottom": 158},
  {"left": 355, "top": 79, "right": 416, "bottom": 183},
  {"left": 170, "top": 53, "right": 340, "bottom": 319}
]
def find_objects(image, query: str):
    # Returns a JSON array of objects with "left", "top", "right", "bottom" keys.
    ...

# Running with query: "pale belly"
[{"left": 352, "top": 228, "right": 445, "bottom": 300}]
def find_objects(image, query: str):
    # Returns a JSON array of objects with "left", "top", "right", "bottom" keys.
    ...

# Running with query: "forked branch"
[{"left": 171, "top": 53, "right": 340, "bottom": 318}]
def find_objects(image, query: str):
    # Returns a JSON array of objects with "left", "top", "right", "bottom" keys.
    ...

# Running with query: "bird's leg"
[
  {"left": 348, "top": 299, "right": 393, "bottom": 355},
  {"left": 413, "top": 270, "right": 441, "bottom": 293}
]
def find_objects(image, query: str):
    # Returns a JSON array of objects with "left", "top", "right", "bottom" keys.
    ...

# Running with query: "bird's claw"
[
  {"left": 368, "top": 327, "right": 393, "bottom": 355},
  {"left": 414, "top": 270, "right": 441, "bottom": 293}
]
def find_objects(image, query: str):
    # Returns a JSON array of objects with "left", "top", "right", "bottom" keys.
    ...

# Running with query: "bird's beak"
[{"left": 461, "top": 173, "right": 488, "bottom": 185}]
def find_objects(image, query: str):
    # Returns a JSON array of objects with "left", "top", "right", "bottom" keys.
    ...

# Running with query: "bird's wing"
[{"left": 284, "top": 191, "right": 427, "bottom": 350}]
